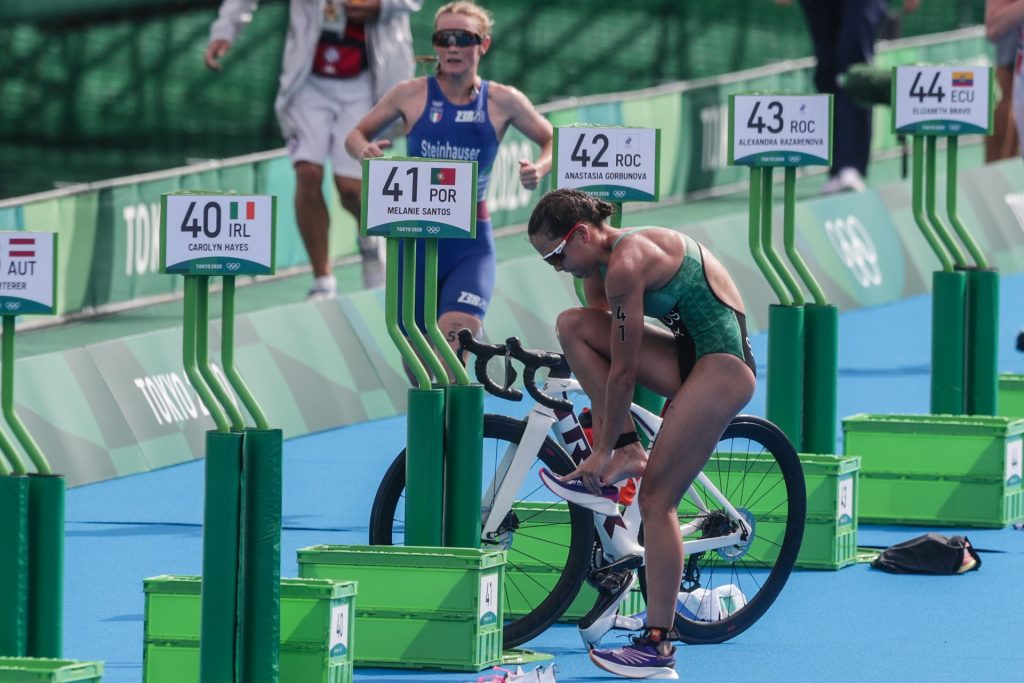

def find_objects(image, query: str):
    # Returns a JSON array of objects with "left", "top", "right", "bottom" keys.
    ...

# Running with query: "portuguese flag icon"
[{"left": 431, "top": 167, "right": 456, "bottom": 185}]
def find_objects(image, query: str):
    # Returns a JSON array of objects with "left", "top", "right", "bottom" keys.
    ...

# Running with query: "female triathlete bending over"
[{"left": 529, "top": 189, "right": 757, "bottom": 680}]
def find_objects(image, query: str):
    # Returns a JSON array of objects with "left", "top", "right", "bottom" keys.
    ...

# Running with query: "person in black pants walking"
[{"left": 778, "top": 0, "right": 920, "bottom": 194}]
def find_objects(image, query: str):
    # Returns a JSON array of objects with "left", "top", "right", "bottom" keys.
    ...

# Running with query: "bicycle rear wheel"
[
  {"left": 369, "top": 414, "right": 596, "bottom": 648},
  {"left": 639, "top": 415, "right": 806, "bottom": 644}
]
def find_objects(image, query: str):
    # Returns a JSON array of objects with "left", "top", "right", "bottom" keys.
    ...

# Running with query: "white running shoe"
[
  {"left": 820, "top": 167, "right": 866, "bottom": 195},
  {"left": 306, "top": 275, "right": 337, "bottom": 301}
]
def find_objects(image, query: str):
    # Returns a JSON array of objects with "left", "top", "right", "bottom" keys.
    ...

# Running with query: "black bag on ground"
[{"left": 870, "top": 532, "right": 981, "bottom": 574}]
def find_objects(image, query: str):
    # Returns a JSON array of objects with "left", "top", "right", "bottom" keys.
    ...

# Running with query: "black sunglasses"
[{"left": 432, "top": 29, "right": 484, "bottom": 48}]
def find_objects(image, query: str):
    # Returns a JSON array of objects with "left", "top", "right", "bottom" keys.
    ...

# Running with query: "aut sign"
[
  {"left": 161, "top": 193, "right": 277, "bottom": 275},
  {"left": 0, "top": 231, "right": 56, "bottom": 315}
]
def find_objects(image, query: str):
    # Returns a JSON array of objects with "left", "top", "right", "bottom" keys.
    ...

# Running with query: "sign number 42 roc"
[{"left": 552, "top": 126, "right": 660, "bottom": 202}]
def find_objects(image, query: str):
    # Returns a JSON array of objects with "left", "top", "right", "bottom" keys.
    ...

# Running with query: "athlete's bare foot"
[{"left": 601, "top": 444, "right": 648, "bottom": 486}]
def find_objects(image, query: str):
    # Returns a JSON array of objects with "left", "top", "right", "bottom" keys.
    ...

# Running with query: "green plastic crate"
[
  {"left": 697, "top": 453, "right": 860, "bottom": 570},
  {"left": 998, "top": 374, "right": 1024, "bottom": 419},
  {"left": 142, "top": 576, "right": 355, "bottom": 683},
  {"left": 0, "top": 659, "right": 103, "bottom": 682},
  {"left": 296, "top": 545, "right": 504, "bottom": 672},
  {"left": 843, "top": 413, "right": 1024, "bottom": 527},
  {"left": 502, "top": 502, "right": 644, "bottom": 621}
]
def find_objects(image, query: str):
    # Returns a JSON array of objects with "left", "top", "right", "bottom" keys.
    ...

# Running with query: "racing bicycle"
[{"left": 369, "top": 331, "right": 806, "bottom": 649}]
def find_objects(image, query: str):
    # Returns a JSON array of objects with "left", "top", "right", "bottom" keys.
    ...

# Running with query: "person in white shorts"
[
  {"left": 987, "top": 0, "right": 1024, "bottom": 159},
  {"left": 205, "top": 0, "right": 422, "bottom": 299}
]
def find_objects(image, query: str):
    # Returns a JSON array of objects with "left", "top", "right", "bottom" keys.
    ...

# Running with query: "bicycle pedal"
[{"left": 587, "top": 553, "right": 643, "bottom": 589}]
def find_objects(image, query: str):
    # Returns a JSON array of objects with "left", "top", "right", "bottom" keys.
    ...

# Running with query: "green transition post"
[
  {"left": 783, "top": 168, "right": 838, "bottom": 454},
  {"left": 0, "top": 322, "right": 28, "bottom": 657},
  {"left": 3, "top": 318, "right": 64, "bottom": 658},
  {"left": 215, "top": 275, "right": 282, "bottom": 683},
  {"left": 0, "top": 473, "right": 28, "bottom": 656},
  {"left": 729, "top": 93, "right": 833, "bottom": 450},
  {"left": 423, "top": 241, "right": 484, "bottom": 549},
  {"left": 894, "top": 66, "right": 993, "bottom": 416},
  {"left": 912, "top": 136, "right": 966, "bottom": 414},
  {"left": 947, "top": 138, "right": 998, "bottom": 415},
  {"left": 761, "top": 169, "right": 806, "bottom": 448},
  {"left": 0, "top": 232, "right": 63, "bottom": 658},
  {"left": 163, "top": 192, "right": 280, "bottom": 683},
  {"left": 221, "top": 277, "right": 270, "bottom": 430},
  {"left": 368, "top": 156, "right": 479, "bottom": 549},
  {"left": 184, "top": 275, "right": 243, "bottom": 683},
  {"left": 238, "top": 428, "right": 282, "bottom": 683},
  {"left": 388, "top": 239, "right": 444, "bottom": 547}
]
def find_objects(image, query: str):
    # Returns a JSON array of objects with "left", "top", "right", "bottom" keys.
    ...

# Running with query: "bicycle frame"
[{"left": 479, "top": 375, "right": 755, "bottom": 563}]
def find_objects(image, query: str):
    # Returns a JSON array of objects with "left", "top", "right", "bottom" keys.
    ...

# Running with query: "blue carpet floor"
[{"left": 62, "top": 273, "right": 1024, "bottom": 682}]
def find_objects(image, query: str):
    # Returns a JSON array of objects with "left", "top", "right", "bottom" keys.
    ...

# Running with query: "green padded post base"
[
  {"left": 931, "top": 270, "right": 967, "bottom": 415},
  {"left": 803, "top": 305, "right": 839, "bottom": 455},
  {"left": 966, "top": 269, "right": 999, "bottom": 416},
  {"left": 200, "top": 430, "right": 244, "bottom": 683},
  {"left": 0, "top": 475, "right": 29, "bottom": 657},
  {"left": 767, "top": 304, "right": 804, "bottom": 449},
  {"left": 26, "top": 474, "right": 64, "bottom": 658},
  {"left": 444, "top": 384, "right": 484, "bottom": 548},
  {"left": 239, "top": 429, "right": 283, "bottom": 683},
  {"left": 405, "top": 388, "right": 445, "bottom": 547}
]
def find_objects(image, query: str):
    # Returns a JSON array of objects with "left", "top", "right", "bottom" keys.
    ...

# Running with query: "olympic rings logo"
[
  {"left": 4, "top": 302, "right": 20, "bottom": 311},
  {"left": 226, "top": 262, "right": 240, "bottom": 271},
  {"left": 823, "top": 215, "right": 882, "bottom": 288},
  {"left": 427, "top": 227, "right": 440, "bottom": 235},
  {"left": 613, "top": 190, "right": 627, "bottom": 199}
]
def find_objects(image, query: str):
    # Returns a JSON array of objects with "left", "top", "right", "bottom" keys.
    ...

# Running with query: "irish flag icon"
[
  {"left": 230, "top": 201, "right": 257, "bottom": 220},
  {"left": 431, "top": 168, "right": 456, "bottom": 185}
]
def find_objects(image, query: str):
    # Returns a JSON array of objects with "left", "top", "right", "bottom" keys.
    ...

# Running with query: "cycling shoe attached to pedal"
[
  {"left": 578, "top": 569, "right": 643, "bottom": 650},
  {"left": 539, "top": 467, "right": 621, "bottom": 516}
]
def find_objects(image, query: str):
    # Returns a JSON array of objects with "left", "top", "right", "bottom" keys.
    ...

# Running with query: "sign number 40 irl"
[{"left": 160, "top": 193, "right": 276, "bottom": 276}]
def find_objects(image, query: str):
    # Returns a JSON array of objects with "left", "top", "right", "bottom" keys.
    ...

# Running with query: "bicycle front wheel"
[
  {"left": 369, "top": 414, "right": 596, "bottom": 648},
  {"left": 639, "top": 415, "right": 806, "bottom": 644}
]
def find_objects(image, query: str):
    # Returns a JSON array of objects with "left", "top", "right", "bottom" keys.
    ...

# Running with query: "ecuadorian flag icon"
[{"left": 952, "top": 71, "right": 973, "bottom": 87}]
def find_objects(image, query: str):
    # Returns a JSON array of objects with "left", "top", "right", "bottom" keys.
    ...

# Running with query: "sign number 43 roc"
[{"left": 728, "top": 94, "right": 832, "bottom": 167}]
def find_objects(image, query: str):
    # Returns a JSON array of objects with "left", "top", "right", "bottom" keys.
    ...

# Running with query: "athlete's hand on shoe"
[
  {"left": 560, "top": 449, "right": 613, "bottom": 495},
  {"left": 359, "top": 140, "right": 392, "bottom": 159}
]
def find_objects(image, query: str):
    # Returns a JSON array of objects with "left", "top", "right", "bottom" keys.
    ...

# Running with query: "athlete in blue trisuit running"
[
  {"left": 529, "top": 189, "right": 757, "bottom": 680},
  {"left": 345, "top": 1, "right": 552, "bottom": 374}
]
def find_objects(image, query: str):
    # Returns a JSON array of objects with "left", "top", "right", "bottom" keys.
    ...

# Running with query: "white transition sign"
[
  {"left": 892, "top": 65, "right": 992, "bottom": 135},
  {"left": 729, "top": 94, "right": 832, "bottom": 166},
  {"left": 553, "top": 126, "right": 660, "bottom": 202},
  {"left": 362, "top": 157, "right": 477, "bottom": 239},
  {"left": 161, "top": 193, "right": 277, "bottom": 275},
  {"left": 0, "top": 231, "right": 56, "bottom": 315}
]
